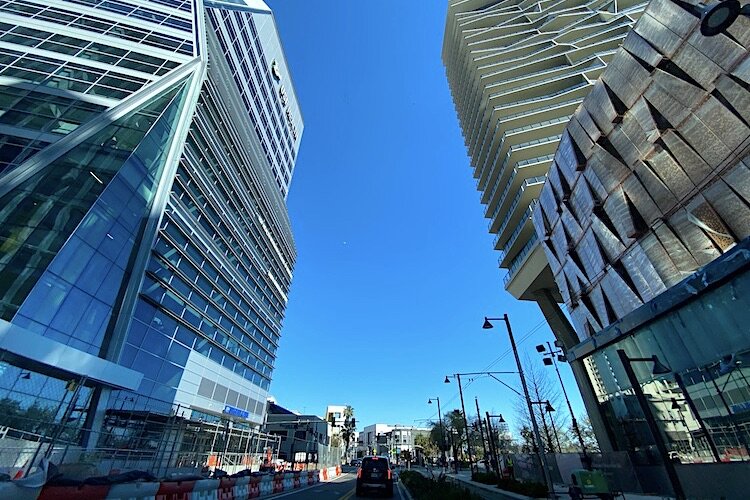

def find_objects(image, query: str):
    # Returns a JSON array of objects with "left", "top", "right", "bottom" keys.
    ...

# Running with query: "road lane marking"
[
  {"left": 339, "top": 487, "right": 355, "bottom": 500},
  {"left": 264, "top": 472, "right": 354, "bottom": 498}
]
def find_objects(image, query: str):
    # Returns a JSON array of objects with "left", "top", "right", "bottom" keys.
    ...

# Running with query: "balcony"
[
  {"left": 503, "top": 232, "right": 540, "bottom": 286},
  {"left": 498, "top": 202, "right": 537, "bottom": 267},
  {"left": 493, "top": 180, "right": 545, "bottom": 249}
]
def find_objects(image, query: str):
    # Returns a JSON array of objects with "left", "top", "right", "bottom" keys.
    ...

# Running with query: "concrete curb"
[
  {"left": 397, "top": 478, "right": 414, "bottom": 500},
  {"left": 445, "top": 474, "right": 536, "bottom": 500}
]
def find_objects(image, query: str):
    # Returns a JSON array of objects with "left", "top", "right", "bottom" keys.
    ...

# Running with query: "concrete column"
[{"left": 534, "top": 288, "right": 614, "bottom": 453}]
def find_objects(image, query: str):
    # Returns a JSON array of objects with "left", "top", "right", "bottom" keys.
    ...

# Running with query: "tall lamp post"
[
  {"left": 483, "top": 315, "right": 553, "bottom": 496},
  {"left": 616, "top": 349, "right": 685, "bottom": 500},
  {"left": 428, "top": 397, "right": 447, "bottom": 468},
  {"left": 531, "top": 400, "right": 559, "bottom": 453},
  {"left": 444, "top": 373, "right": 513, "bottom": 473},
  {"left": 486, "top": 413, "right": 506, "bottom": 477},
  {"left": 474, "top": 398, "right": 489, "bottom": 472},
  {"left": 536, "top": 341, "right": 587, "bottom": 456},
  {"left": 444, "top": 371, "right": 519, "bottom": 473}
]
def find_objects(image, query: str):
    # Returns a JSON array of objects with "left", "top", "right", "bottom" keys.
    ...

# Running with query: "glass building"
[
  {"left": 0, "top": 0, "right": 302, "bottom": 468},
  {"left": 532, "top": 0, "right": 750, "bottom": 496},
  {"left": 441, "top": 0, "right": 647, "bottom": 309}
]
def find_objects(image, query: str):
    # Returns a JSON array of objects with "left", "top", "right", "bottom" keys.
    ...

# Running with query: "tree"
[
  {"left": 513, "top": 355, "right": 572, "bottom": 453},
  {"left": 576, "top": 416, "right": 600, "bottom": 452},
  {"left": 331, "top": 435, "right": 342, "bottom": 448},
  {"left": 415, "top": 433, "right": 438, "bottom": 459},
  {"left": 429, "top": 422, "right": 449, "bottom": 453},
  {"left": 340, "top": 405, "right": 356, "bottom": 459},
  {"left": 400, "top": 449, "right": 412, "bottom": 466}
]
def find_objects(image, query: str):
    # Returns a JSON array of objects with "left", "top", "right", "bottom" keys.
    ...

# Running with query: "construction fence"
[{"left": 0, "top": 397, "right": 285, "bottom": 480}]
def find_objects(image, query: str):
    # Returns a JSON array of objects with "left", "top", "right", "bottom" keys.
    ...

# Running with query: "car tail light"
[
  {"left": 387, "top": 469, "right": 392, "bottom": 480},
  {"left": 357, "top": 469, "right": 362, "bottom": 478}
]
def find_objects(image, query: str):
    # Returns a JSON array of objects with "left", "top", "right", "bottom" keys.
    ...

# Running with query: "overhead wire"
[{"left": 424, "top": 319, "right": 548, "bottom": 422}]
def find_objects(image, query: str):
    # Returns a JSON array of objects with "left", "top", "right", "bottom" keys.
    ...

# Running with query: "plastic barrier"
[
  {"left": 248, "top": 476, "right": 261, "bottom": 498},
  {"left": 282, "top": 473, "right": 293, "bottom": 490},
  {"left": 259, "top": 475, "right": 273, "bottom": 496},
  {"left": 39, "top": 485, "right": 111, "bottom": 500},
  {"left": 191, "top": 479, "right": 220, "bottom": 500},
  {"left": 106, "top": 481, "right": 161, "bottom": 499},
  {"left": 231, "top": 476, "right": 250, "bottom": 500},
  {"left": 0, "top": 482, "right": 44, "bottom": 500},
  {"left": 216, "top": 477, "right": 235, "bottom": 500},
  {"left": 33, "top": 469, "right": 326, "bottom": 500},
  {"left": 272, "top": 473, "right": 283, "bottom": 493},
  {"left": 156, "top": 480, "right": 196, "bottom": 500}
]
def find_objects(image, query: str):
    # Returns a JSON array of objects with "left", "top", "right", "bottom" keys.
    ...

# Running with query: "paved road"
[{"left": 270, "top": 466, "right": 408, "bottom": 500}]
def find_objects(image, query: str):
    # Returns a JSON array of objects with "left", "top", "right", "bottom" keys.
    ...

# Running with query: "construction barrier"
[
  {"left": 38, "top": 485, "right": 110, "bottom": 500},
  {"left": 248, "top": 476, "right": 260, "bottom": 498},
  {"left": 155, "top": 479, "right": 196, "bottom": 500},
  {"left": 28, "top": 469, "right": 334, "bottom": 500},
  {"left": 272, "top": 472, "right": 284, "bottom": 493},
  {"left": 230, "top": 477, "right": 250, "bottom": 499}
]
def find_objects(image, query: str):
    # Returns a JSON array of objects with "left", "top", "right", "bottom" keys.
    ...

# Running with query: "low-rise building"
[{"left": 264, "top": 402, "right": 330, "bottom": 465}]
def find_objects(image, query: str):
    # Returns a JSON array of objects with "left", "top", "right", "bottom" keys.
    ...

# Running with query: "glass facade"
[
  {"left": 576, "top": 240, "right": 750, "bottom": 470},
  {"left": 0, "top": 0, "right": 302, "bottom": 465}
]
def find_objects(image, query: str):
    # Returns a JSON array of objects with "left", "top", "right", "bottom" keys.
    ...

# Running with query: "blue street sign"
[{"left": 223, "top": 405, "right": 250, "bottom": 419}]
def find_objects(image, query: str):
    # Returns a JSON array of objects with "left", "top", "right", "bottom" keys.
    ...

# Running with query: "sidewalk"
[{"left": 444, "top": 469, "right": 674, "bottom": 500}]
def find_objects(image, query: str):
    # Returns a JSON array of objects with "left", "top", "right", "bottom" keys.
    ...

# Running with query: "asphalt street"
[{"left": 269, "top": 466, "right": 408, "bottom": 500}]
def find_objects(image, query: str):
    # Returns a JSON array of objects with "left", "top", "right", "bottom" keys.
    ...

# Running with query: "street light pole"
[
  {"left": 475, "top": 397, "right": 489, "bottom": 472},
  {"left": 537, "top": 341, "right": 587, "bottom": 456},
  {"left": 428, "top": 397, "right": 447, "bottom": 468},
  {"left": 486, "top": 413, "right": 505, "bottom": 477},
  {"left": 673, "top": 372, "right": 721, "bottom": 462},
  {"left": 484, "top": 315, "right": 553, "bottom": 496},
  {"left": 616, "top": 349, "right": 685, "bottom": 500}
]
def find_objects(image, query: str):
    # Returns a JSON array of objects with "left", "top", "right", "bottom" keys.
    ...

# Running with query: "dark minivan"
[{"left": 356, "top": 455, "right": 393, "bottom": 497}]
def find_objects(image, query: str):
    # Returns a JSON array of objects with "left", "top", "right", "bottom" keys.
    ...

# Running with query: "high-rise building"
[
  {"left": 0, "top": 0, "right": 302, "bottom": 466},
  {"left": 441, "top": 0, "right": 646, "bottom": 316},
  {"left": 531, "top": 0, "right": 750, "bottom": 496}
]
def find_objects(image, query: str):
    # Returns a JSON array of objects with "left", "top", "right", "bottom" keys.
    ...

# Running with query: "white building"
[
  {"left": 357, "top": 424, "right": 430, "bottom": 461},
  {"left": 325, "top": 405, "right": 348, "bottom": 430}
]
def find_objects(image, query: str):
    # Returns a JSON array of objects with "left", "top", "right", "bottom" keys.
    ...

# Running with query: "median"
[{"left": 399, "top": 470, "right": 482, "bottom": 500}]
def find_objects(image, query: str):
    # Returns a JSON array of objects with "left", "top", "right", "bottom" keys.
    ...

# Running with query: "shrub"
[
  {"left": 497, "top": 477, "right": 548, "bottom": 498},
  {"left": 470, "top": 471, "right": 547, "bottom": 498},
  {"left": 471, "top": 471, "right": 499, "bottom": 484},
  {"left": 400, "top": 470, "right": 482, "bottom": 500}
]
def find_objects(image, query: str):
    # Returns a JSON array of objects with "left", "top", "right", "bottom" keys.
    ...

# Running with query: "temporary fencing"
[{"left": 0, "top": 396, "right": 284, "bottom": 479}]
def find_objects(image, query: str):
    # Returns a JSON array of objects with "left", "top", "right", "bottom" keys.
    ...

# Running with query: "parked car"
[
  {"left": 356, "top": 455, "right": 393, "bottom": 497},
  {"left": 350, "top": 459, "right": 362, "bottom": 467}
]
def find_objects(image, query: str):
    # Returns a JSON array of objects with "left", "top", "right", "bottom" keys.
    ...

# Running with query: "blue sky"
[{"left": 267, "top": 1, "right": 585, "bottom": 432}]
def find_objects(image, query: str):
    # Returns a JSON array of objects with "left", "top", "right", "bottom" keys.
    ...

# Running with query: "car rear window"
[{"left": 362, "top": 458, "right": 388, "bottom": 471}]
